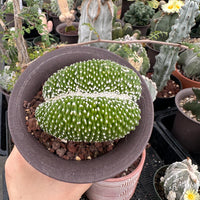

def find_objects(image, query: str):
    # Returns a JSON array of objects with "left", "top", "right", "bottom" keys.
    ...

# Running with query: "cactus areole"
[
  {"left": 35, "top": 59, "right": 142, "bottom": 142},
  {"left": 8, "top": 46, "right": 154, "bottom": 183}
]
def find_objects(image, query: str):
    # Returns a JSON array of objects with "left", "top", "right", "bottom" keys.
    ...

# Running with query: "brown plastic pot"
[
  {"left": 8, "top": 45, "right": 154, "bottom": 183},
  {"left": 172, "top": 67, "right": 200, "bottom": 89},
  {"left": 172, "top": 88, "right": 200, "bottom": 153},
  {"left": 56, "top": 22, "right": 79, "bottom": 44},
  {"left": 86, "top": 149, "right": 146, "bottom": 200},
  {"left": 132, "top": 24, "right": 150, "bottom": 36}
]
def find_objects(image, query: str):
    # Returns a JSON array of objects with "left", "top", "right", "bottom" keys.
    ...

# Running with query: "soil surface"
[
  {"left": 146, "top": 73, "right": 181, "bottom": 98},
  {"left": 24, "top": 89, "right": 141, "bottom": 177}
]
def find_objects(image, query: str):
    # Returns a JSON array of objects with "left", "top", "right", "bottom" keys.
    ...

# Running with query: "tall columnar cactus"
[
  {"left": 152, "top": 0, "right": 200, "bottom": 91},
  {"left": 183, "top": 88, "right": 200, "bottom": 122},
  {"left": 161, "top": 158, "right": 200, "bottom": 200},
  {"left": 78, "top": 0, "right": 114, "bottom": 48},
  {"left": 35, "top": 59, "right": 142, "bottom": 142}
]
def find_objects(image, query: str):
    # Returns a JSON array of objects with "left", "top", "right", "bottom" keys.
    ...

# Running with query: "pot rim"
[
  {"left": 103, "top": 149, "right": 146, "bottom": 182},
  {"left": 8, "top": 45, "right": 154, "bottom": 183},
  {"left": 175, "top": 87, "right": 200, "bottom": 125},
  {"left": 56, "top": 22, "right": 79, "bottom": 37}
]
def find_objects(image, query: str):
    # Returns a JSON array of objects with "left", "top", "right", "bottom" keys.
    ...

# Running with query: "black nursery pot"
[
  {"left": 172, "top": 88, "right": 200, "bottom": 153},
  {"left": 153, "top": 75, "right": 182, "bottom": 111},
  {"left": 8, "top": 46, "right": 154, "bottom": 183}
]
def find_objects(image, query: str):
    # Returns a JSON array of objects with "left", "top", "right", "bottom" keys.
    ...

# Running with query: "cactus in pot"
[
  {"left": 35, "top": 59, "right": 142, "bottom": 142},
  {"left": 178, "top": 48, "right": 200, "bottom": 82},
  {"left": 182, "top": 87, "right": 200, "bottom": 122},
  {"left": 124, "top": 1, "right": 155, "bottom": 26},
  {"left": 160, "top": 157, "right": 200, "bottom": 200},
  {"left": 152, "top": 0, "right": 200, "bottom": 92}
]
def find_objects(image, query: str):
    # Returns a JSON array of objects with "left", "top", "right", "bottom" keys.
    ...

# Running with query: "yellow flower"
[
  {"left": 161, "top": 0, "right": 184, "bottom": 13},
  {"left": 184, "top": 189, "right": 200, "bottom": 200}
]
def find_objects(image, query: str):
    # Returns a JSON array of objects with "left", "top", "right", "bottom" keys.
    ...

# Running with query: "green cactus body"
[
  {"left": 35, "top": 59, "right": 142, "bottom": 142},
  {"left": 124, "top": 1, "right": 155, "bottom": 26},
  {"left": 152, "top": 0, "right": 200, "bottom": 92},
  {"left": 161, "top": 158, "right": 200, "bottom": 200},
  {"left": 112, "top": 26, "right": 123, "bottom": 40},
  {"left": 183, "top": 88, "right": 200, "bottom": 122},
  {"left": 150, "top": 11, "right": 178, "bottom": 50},
  {"left": 122, "top": 23, "right": 133, "bottom": 37},
  {"left": 178, "top": 49, "right": 200, "bottom": 81}
]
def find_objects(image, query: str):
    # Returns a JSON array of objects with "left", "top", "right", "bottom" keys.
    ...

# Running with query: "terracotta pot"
[
  {"left": 172, "top": 67, "right": 200, "bottom": 89},
  {"left": 8, "top": 46, "right": 154, "bottom": 183},
  {"left": 172, "top": 88, "right": 200, "bottom": 153},
  {"left": 86, "top": 149, "right": 146, "bottom": 200},
  {"left": 56, "top": 22, "right": 79, "bottom": 44}
]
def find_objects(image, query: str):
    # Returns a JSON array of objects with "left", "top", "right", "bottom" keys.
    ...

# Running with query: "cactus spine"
[
  {"left": 161, "top": 158, "right": 200, "bottom": 200},
  {"left": 152, "top": 0, "right": 200, "bottom": 91},
  {"left": 35, "top": 59, "right": 142, "bottom": 142}
]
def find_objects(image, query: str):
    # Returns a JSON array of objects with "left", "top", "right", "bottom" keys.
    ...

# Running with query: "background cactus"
[
  {"left": 35, "top": 59, "right": 142, "bottom": 142},
  {"left": 124, "top": 1, "right": 155, "bottom": 26},
  {"left": 78, "top": 0, "right": 114, "bottom": 48},
  {"left": 161, "top": 158, "right": 200, "bottom": 200},
  {"left": 108, "top": 35, "right": 150, "bottom": 75},
  {"left": 152, "top": 0, "right": 200, "bottom": 91},
  {"left": 178, "top": 49, "right": 200, "bottom": 81},
  {"left": 112, "top": 22, "right": 133, "bottom": 40},
  {"left": 183, "top": 88, "right": 200, "bottom": 122}
]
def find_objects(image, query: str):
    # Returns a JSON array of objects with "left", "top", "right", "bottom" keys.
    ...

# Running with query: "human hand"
[{"left": 5, "top": 146, "right": 92, "bottom": 200}]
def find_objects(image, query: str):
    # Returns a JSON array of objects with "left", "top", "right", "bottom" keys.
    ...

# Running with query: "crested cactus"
[
  {"left": 178, "top": 49, "right": 200, "bottom": 81},
  {"left": 35, "top": 59, "right": 142, "bottom": 142},
  {"left": 161, "top": 158, "right": 200, "bottom": 200},
  {"left": 152, "top": 0, "right": 200, "bottom": 91},
  {"left": 124, "top": 1, "right": 155, "bottom": 26},
  {"left": 78, "top": 0, "right": 114, "bottom": 48},
  {"left": 183, "top": 88, "right": 200, "bottom": 122},
  {"left": 108, "top": 35, "right": 150, "bottom": 75}
]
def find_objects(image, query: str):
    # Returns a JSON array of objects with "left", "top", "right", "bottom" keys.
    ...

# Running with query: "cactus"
[
  {"left": 150, "top": 11, "right": 178, "bottom": 50},
  {"left": 78, "top": 0, "right": 114, "bottom": 48},
  {"left": 108, "top": 35, "right": 150, "bottom": 75},
  {"left": 152, "top": 0, "right": 200, "bottom": 91},
  {"left": 183, "top": 88, "right": 200, "bottom": 122},
  {"left": 178, "top": 49, "right": 200, "bottom": 81},
  {"left": 112, "top": 22, "right": 133, "bottom": 40},
  {"left": 161, "top": 158, "right": 200, "bottom": 200},
  {"left": 35, "top": 59, "right": 142, "bottom": 142},
  {"left": 124, "top": 1, "right": 155, "bottom": 26}
]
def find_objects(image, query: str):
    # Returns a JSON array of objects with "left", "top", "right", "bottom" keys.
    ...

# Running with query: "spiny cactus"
[
  {"left": 178, "top": 49, "right": 200, "bottom": 81},
  {"left": 108, "top": 35, "right": 150, "bottom": 76},
  {"left": 161, "top": 158, "right": 200, "bottom": 200},
  {"left": 124, "top": 1, "right": 155, "bottom": 26},
  {"left": 35, "top": 59, "right": 142, "bottom": 142},
  {"left": 152, "top": 0, "right": 200, "bottom": 91},
  {"left": 183, "top": 88, "right": 200, "bottom": 122}
]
